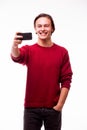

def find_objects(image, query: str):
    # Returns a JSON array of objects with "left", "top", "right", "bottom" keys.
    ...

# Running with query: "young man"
[{"left": 11, "top": 13, "right": 73, "bottom": 130}]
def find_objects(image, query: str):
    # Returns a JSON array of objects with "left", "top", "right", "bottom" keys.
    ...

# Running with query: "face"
[{"left": 34, "top": 17, "right": 53, "bottom": 40}]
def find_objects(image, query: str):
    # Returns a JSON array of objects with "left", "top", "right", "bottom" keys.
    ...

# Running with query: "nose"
[{"left": 41, "top": 26, "right": 45, "bottom": 30}]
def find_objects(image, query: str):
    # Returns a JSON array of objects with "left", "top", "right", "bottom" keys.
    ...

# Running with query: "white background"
[{"left": 0, "top": 0, "right": 87, "bottom": 130}]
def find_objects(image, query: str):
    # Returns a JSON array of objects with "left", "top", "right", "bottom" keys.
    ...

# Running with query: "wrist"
[
  {"left": 53, "top": 105, "right": 62, "bottom": 111},
  {"left": 13, "top": 43, "right": 18, "bottom": 48}
]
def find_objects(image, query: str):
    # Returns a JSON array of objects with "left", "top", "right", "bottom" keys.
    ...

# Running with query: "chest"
[{"left": 28, "top": 49, "right": 62, "bottom": 71}]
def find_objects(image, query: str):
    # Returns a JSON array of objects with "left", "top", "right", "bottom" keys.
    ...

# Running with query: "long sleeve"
[{"left": 60, "top": 50, "right": 73, "bottom": 89}]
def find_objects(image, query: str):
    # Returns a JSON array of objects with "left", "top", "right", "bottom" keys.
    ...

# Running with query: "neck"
[{"left": 37, "top": 39, "right": 53, "bottom": 47}]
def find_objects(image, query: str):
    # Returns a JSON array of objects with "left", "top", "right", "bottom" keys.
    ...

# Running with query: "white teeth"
[
  {"left": 41, "top": 33, "right": 46, "bottom": 36},
  {"left": 40, "top": 32, "right": 47, "bottom": 35}
]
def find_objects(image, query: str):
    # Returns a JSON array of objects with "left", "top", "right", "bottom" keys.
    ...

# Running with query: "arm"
[
  {"left": 53, "top": 50, "right": 73, "bottom": 111},
  {"left": 11, "top": 32, "right": 23, "bottom": 57},
  {"left": 53, "top": 87, "right": 69, "bottom": 111}
]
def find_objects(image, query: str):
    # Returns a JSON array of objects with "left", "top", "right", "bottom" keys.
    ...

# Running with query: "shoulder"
[
  {"left": 54, "top": 43, "right": 68, "bottom": 53},
  {"left": 20, "top": 43, "right": 37, "bottom": 50}
]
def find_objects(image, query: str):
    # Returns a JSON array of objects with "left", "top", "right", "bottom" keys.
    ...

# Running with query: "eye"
[
  {"left": 37, "top": 24, "right": 42, "bottom": 28},
  {"left": 44, "top": 24, "right": 50, "bottom": 27}
]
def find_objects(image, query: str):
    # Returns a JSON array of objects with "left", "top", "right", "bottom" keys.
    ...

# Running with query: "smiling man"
[{"left": 11, "top": 13, "right": 73, "bottom": 130}]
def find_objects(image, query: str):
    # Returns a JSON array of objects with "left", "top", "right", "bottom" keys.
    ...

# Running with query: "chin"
[
  {"left": 39, "top": 36, "right": 47, "bottom": 39},
  {"left": 40, "top": 38, "right": 47, "bottom": 40}
]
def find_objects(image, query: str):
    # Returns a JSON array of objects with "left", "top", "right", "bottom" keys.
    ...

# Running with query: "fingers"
[{"left": 13, "top": 32, "right": 23, "bottom": 45}]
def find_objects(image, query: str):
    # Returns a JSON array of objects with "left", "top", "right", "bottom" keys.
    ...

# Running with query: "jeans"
[{"left": 24, "top": 108, "right": 62, "bottom": 130}]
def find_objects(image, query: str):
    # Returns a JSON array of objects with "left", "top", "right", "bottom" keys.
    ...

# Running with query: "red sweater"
[{"left": 11, "top": 43, "right": 73, "bottom": 108}]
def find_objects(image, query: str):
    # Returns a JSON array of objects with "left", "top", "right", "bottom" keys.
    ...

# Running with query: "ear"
[
  {"left": 34, "top": 27, "right": 37, "bottom": 34},
  {"left": 51, "top": 28, "right": 54, "bottom": 33}
]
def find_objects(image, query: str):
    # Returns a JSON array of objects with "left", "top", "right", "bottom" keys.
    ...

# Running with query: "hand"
[
  {"left": 11, "top": 32, "right": 22, "bottom": 57},
  {"left": 53, "top": 105, "right": 62, "bottom": 112},
  {"left": 13, "top": 32, "right": 23, "bottom": 46}
]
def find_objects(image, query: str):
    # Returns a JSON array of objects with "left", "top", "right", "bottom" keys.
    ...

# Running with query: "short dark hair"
[{"left": 34, "top": 13, "right": 55, "bottom": 33}]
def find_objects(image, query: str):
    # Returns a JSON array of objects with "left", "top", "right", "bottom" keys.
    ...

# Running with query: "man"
[{"left": 11, "top": 13, "right": 73, "bottom": 130}]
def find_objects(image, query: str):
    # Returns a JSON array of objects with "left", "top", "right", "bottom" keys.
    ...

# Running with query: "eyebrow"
[{"left": 36, "top": 23, "right": 51, "bottom": 26}]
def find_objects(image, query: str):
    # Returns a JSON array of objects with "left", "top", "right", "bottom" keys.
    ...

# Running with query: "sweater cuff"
[{"left": 11, "top": 53, "right": 21, "bottom": 62}]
